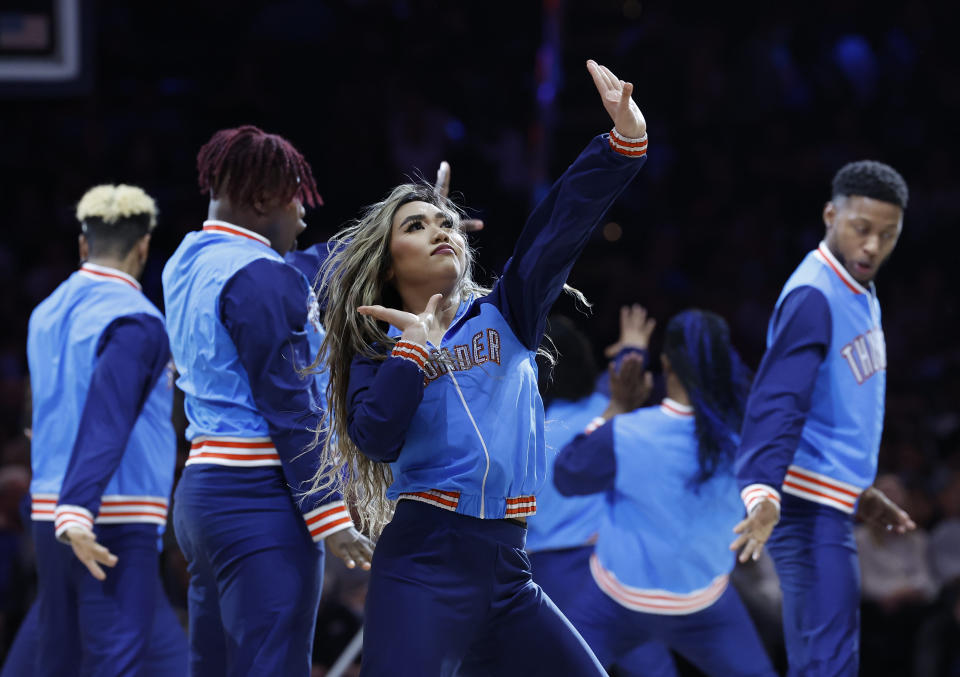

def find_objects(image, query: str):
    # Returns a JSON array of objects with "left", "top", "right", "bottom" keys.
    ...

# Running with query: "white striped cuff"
[
  {"left": 740, "top": 484, "right": 781, "bottom": 515},
  {"left": 391, "top": 340, "right": 430, "bottom": 370},
  {"left": 608, "top": 128, "right": 648, "bottom": 157},
  {"left": 584, "top": 416, "right": 607, "bottom": 435},
  {"left": 54, "top": 504, "right": 94, "bottom": 541},
  {"left": 304, "top": 500, "right": 354, "bottom": 543}
]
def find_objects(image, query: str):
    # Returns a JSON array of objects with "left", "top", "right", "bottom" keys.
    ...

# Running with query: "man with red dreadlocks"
[{"left": 161, "top": 125, "right": 373, "bottom": 676}]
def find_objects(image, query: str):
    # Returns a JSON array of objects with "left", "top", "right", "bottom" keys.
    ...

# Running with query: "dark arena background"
[{"left": 2, "top": 1, "right": 959, "bottom": 675}]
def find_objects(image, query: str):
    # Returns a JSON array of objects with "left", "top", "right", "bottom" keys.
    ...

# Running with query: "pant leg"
[
  {"left": 528, "top": 545, "right": 595, "bottom": 611},
  {"left": 360, "top": 503, "right": 491, "bottom": 677},
  {"left": 615, "top": 642, "right": 679, "bottom": 677},
  {"left": 138, "top": 578, "right": 188, "bottom": 677},
  {"left": 174, "top": 477, "right": 228, "bottom": 677},
  {"left": 457, "top": 542, "right": 606, "bottom": 677},
  {"left": 212, "top": 520, "right": 321, "bottom": 677},
  {"left": 766, "top": 496, "right": 860, "bottom": 677},
  {"left": 1, "top": 601, "right": 39, "bottom": 677},
  {"left": 31, "top": 521, "right": 82, "bottom": 677},
  {"left": 176, "top": 466, "right": 323, "bottom": 677},
  {"left": 75, "top": 524, "right": 161, "bottom": 677},
  {"left": 644, "top": 585, "right": 777, "bottom": 677},
  {"left": 529, "top": 546, "right": 677, "bottom": 677}
]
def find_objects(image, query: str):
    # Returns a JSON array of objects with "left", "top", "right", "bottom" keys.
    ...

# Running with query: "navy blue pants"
[
  {"left": 360, "top": 500, "right": 605, "bottom": 676},
  {"left": 0, "top": 522, "right": 187, "bottom": 677},
  {"left": 173, "top": 465, "right": 323, "bottom": 677},
  {"left": 766, "top": 494, "right": 860, "bottom": 677},
  {"left": 564, "top": 572, "right": 776, "bottom": 677},
  {"left": 529, "top": 545, "right": 679, "bottom": 676}
]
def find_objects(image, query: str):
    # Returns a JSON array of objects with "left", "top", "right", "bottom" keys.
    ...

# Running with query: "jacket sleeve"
[
  {"left": 221, "top": 258, "right": 352, "bottom": 541},
  {"left": 554, "top": 416, "right": 617, "bottom": 496},
  {"left": 734, "top": 285, "right": 831, "bottom": 513},
  {"left": 346, "top": 341, "right": 429, "bottom": 463},
  {"left": 54, "top": 314, "right": 169, "bottom": 541},
  {"left": 487, "top": 133, "right": 647, "bottom": 350}
]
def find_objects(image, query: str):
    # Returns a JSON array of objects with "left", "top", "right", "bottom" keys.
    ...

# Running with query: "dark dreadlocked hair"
[
  {"left": 196, "top": 125, "right": 322, "bottom": 211},
  {"left": 662, "top": 310, "right": 753, "bottom": 488},
  {"left": 832, "top": 160, "right": 908, "bottom": 210}
]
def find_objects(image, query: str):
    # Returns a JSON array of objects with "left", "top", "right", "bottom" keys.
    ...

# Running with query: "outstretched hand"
[
  {"left": 857, "top": 486, "right": 917, "bottom": 534},
  {"left": 358, "top": 293, "right": 443, "bottom": 346},
  {"left": 65, "top": 526, "right": 118, "bottom": 580},
  {"left": 605, "top": 304, "right": 657, "bottom": 358},
  {"left": 730, "top": 500, "right": 779, "bottom": 563},
  {"left": 326, "top": 526, "right": 374, "bottom": 571},
  {"left": 587, "top": 60, "right": 646, "bottom": 139},
  {"left": 435, "top": 161, "right": 483, "bottom": 233}
]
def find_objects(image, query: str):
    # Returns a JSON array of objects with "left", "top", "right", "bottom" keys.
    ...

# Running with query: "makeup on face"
[{"left": 389, "top": 201, "right": 467, "bottom": 284}]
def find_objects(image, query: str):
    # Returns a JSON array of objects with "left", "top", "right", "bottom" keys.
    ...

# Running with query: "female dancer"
[
  {"left": 554, "top": 310, "right": 776, "bottom": 677},
  {"left": 313, "top": 60, "right": 647, "bottom": 675},
  {"left": 528, "top": 310, "right": 677, "bottom": 677}
]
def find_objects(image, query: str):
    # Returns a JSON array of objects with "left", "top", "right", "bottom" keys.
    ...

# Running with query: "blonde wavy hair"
[
  {"left": 308, "top": 183, "right": 489, "bottom": 535},
  {"left": 308, "top": 182, "right": 589, "bottom": 535}
]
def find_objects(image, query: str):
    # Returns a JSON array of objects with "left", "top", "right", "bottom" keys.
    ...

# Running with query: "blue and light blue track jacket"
[
  {"left": 346, "top": 133, "right": 647, "bottom": 520},
  {"left": 556, "top": 400, "right": 742, "bottom": 615},
  {"left": 28, "top": 263, "right": 175, "bottom": 539},
  {"left": 736, "top": 242, "right": 886, "bottom": 515},
  {"left": 162, "top": 221, "right": 350, "bottom": 541}
]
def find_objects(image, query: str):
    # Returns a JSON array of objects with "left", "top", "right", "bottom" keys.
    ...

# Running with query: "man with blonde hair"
[{"left": 2, "top": 184, "right": 187, "bottom": 676}]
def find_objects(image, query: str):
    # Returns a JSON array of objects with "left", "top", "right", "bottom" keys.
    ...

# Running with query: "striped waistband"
[
  {"left": 186, "top": 436, "right": 281, "bottom": 467},
  {"left": 781, "top": 465, "right": 863, "bottom": 514},
  {"left": 397, "top": 489, "right": 538, "bottom": 519},
  {"left": 590, "top": 553, "right": 728, "bottom": 616},
  {"left": 505, "top": 495, "right": 537, "bottom": 518},
  {"left": 32, "top": 493, "right": 169, "bottom": 537}
]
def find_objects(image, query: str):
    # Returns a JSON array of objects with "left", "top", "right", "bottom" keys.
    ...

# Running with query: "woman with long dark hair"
[
  {"left": 554, "top": 310, "right": 776, "bottom": 676},
  {"left": 310, "top": 60, "right": 648, "bottom": 675}
]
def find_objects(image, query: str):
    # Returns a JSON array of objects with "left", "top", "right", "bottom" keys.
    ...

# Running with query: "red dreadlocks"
[{"left": 196, "top": 125, "right": 322, "bottom": 211}]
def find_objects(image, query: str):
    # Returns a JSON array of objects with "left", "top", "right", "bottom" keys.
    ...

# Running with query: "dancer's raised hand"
[
  {"left": 587, "top": 59, "right": 646, "bottom": 139},
  {"left": 434, "top": 161, "right": 484, "bottom": 232}
]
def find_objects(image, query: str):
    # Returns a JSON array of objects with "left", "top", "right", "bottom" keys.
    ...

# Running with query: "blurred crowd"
[{"left": 1, "top": 1, "right": 958, "bottom": 674}]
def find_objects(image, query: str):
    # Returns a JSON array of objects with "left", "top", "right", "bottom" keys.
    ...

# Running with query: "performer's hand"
[
  {"left": 434, "top": 161, "right": 483, "bottom": 232},
  {"left": 359, "top": 293, "right": 443, "bottom": 346},
  {"left": 586, "top": 60, "right": 646, "bottom": 139},
  {"left": 605, "top": 353, "right": 652, "bottom": 418},
  {"left": 326, "top": 527, "right": 374, "bottom": 570},
  {"left": 604, "top": 304, "right": 657, "bottom": 357},
  {"left": 730, "top": 500, "right": 779, "bottom": 563},
  {"left": 65, "top": 526, "right": 118, "bottom": 581},
  {"left": 857, "top": 486, "right": 916, "bottom": 534}
]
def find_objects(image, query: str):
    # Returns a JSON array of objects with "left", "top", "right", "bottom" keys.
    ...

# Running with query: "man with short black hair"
[{"left": 731, "top": 161, "right": 915, "bottom": 675}]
